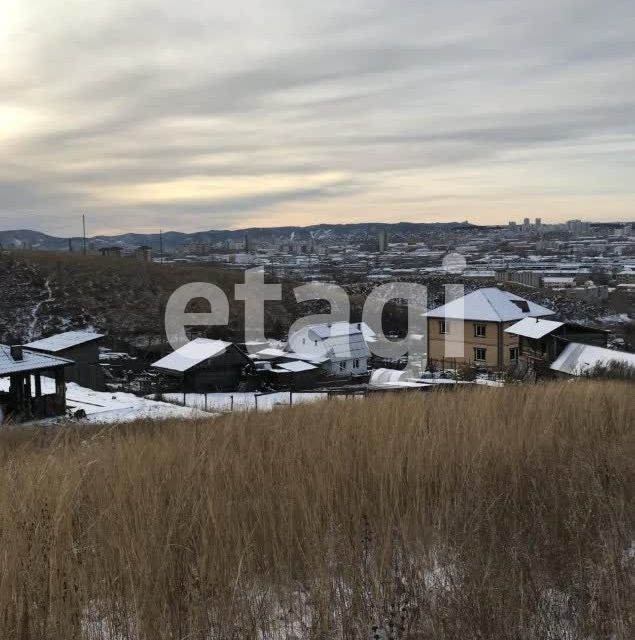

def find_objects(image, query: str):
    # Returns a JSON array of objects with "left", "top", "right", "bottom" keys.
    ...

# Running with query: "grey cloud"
[{"left": 1, "top": 0, "right": 634, "bottom": 233}]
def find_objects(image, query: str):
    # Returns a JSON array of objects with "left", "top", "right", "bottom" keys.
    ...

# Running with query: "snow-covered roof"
[
  {"left": 370, "top": 368, "right": 408, "bottom": 385},
  {"left": 323, "top": 333, "right": 370, "bottom": 360},
  {"left": 369, "top": 368, "right": 430, "bottom": 389},
  {"left": 253, "top": 347, "right": 287, "bottom": 359},
  {"left": 0, "top": 345, "right": 72, "bottom": 377},
  {"left": 505, "top": 318, "right": 564, "bottom": 339},
  {"left": 275, "top": 360, "right": 317, "bottom": 373},
  {"left": 252, "top": 347, "right": 328, "bottom": 365},
  {"left": 550, "top": 343, "right": 635, "bottom": 376},
  {"left": 308, "top": 321, "right": 376, "bottom": 340},
  {"left": 425, "top": 288, "right": 555, "bottom": 322},
  {"left": 285, "top": 352, "right": 329, "bottom": 364},
  {"left": 26, "top": 330, "right": 105, "bottom": 352},
  {"left": 288, "top": 322, "right": 372, "bottom": 361},
  {"left": 151, "top": 338, "right": 233, "bottom": 373}
]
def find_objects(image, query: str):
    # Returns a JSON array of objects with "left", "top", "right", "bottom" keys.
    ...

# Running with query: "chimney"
[{"left": 10, "top": 345, "right": 24, "bottom": 361}]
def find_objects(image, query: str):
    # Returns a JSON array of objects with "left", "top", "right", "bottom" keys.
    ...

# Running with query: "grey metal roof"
[
  {"left": 0, "top": 345, "right": 72, "bottom": 377},
  {"left": 26, "top": 330, "right": 105, "bottom": 352},
  {"left": 425, "top": 287, "right": 555, "bottom": 322}
]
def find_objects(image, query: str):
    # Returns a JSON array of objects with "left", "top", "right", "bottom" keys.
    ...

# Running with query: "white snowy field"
[
  {"left": 159, "top": 391, "right": 328, "bottom": 413},
  {"left": 0, "top": 377, "right": 209, "bottom": 424}
]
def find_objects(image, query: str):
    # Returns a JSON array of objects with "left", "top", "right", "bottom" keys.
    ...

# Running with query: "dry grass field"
[{"left": 0, "top": 381, "right": 632, "bottom": 639}]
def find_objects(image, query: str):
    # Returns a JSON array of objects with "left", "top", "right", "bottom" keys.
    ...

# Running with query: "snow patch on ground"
[
  {"left": 597, "top": 313, "right": 632, "bottom": 325},
  {"left": 159, "top": 391, "right": 327, "bottom": 413},
  {"left": 0, "top": 377, "right": 209, "bottom": 425}
]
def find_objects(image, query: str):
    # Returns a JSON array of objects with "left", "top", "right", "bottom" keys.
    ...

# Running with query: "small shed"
[
  {"left": 269, "top": 359, "right": 323, "bottom": 390},
  {"left": 26, "top": 331, "right": 106, "bottom": 390},
  {"left": 505, "top": 318, "right": 609, "bottom": 366},
  {"left": 151, "top": 338, "right": 252, "bottom": 392},
  {"left": 0, "top": 345, "right": 72, "bottom": 423},
  {"left": 99, "top": 247, "right": 123, "bottom": 257},
  {"left": 251, "top": 347, "right": 326, "bottom": 389}
]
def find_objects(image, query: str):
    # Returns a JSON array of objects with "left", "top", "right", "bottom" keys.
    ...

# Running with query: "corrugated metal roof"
[
  {"left": 550, "top": 343, "right": 635, "bottom": 376},
  {"left": 425, "top": 287, "right": 555, "bottom": 322},
  {"left": 26, "top": 330, "right": 105, "bottom": 352},
  {"left": 0, "top": 345, "right": 72, "bottom": 377},
  {"left": 505, "top": 318, "right": 564, "bottom": 339}
]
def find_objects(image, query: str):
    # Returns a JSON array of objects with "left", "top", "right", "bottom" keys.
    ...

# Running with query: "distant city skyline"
[{"left": 1, "top": 1, "right": 634, "bottom": 236}]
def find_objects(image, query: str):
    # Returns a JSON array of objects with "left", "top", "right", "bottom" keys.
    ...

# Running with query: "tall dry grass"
[{"left": 0, "top": 381, "right": 632, "bottom": 639}]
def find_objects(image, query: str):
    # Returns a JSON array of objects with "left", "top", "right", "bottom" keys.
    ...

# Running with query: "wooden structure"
[
  {"left": 99, "top": 247, "right": 123, "bottom": 257},
  {"left": 26, "top": 331, "right": 106, "bottom": 390},
  {"left": 152, "top": 338, "right": 253, "bottom": 392},
  {"left": 134, "top": 245, "right": 153, "bottom": 262},
  {"left": 0, "top": 345, "right": 72, "bottom": 423},
  {"left": 505, "top": 318, "right": 609, "bottom": 369},
  {"left": 268, "top": 359, "right": 324, "bottom": 389}
]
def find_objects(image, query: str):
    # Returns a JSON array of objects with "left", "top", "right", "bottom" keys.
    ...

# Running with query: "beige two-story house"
[{"left": 425, "top": 287, "right": 555, "bottom": 370}]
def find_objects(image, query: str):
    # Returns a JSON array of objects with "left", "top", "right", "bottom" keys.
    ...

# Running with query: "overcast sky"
[{"left": 1, "top": 0, "right": 634, "bottom": 235}]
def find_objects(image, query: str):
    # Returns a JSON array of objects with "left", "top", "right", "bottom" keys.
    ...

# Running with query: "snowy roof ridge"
[
  {"left": 425, "top": 287, "right": 555, "bottom": 322},
  {"left": 0, "top": 345, "right": 72, "bottom": 376},
  {"left": 26, "top": 330, "right": 105, "bottom": 352}
]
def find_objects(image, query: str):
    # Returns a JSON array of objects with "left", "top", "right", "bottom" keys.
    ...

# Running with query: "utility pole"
[
  {"left": 82, "top": 214, "right": 87, "bottom": 255},
  {"left": 159, "top": 229, "right": 164, "bottom": 264}
]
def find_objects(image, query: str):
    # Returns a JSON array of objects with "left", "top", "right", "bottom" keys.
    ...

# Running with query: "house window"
[
  {"left": 474, "top": 323, "right": 487, "bottom": 338},
  {"left": 339, "top": 361, "right": 347, "bottom": 372},
  {"left": 509, "top": 347, "right": 519, "bottom": 361},
  {"left": 353, "top": 358, "right": 360, "bottom": 369},
  {"left": 439, "top": 320, "right": 449, "bottom": 334},
  {"left": 474, "top": 347, "right": 487, "bottom": 362}
]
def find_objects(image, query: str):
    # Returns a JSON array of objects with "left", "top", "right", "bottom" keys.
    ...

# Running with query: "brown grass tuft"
[{"left": 0, "top": 381, "right": 633, "bottom": 639}]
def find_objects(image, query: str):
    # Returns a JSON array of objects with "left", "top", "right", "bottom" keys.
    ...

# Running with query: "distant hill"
[{"left": 0, "top": 221, "right": 474, "bottom": 252}]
